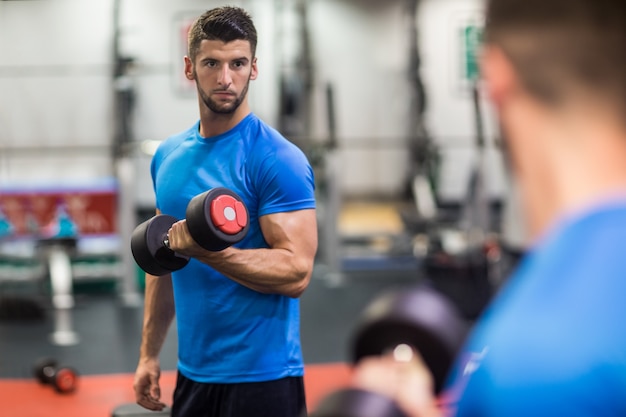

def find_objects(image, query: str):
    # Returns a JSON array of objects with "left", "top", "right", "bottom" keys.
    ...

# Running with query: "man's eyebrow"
[{"left": 199, "top": 56, "right": 250, "bottom": 63}]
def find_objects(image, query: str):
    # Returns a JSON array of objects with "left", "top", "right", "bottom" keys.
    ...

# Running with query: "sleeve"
[
  {"left": 149, "top": 155, "right": 159, "bottom": 211},
  {"left": 150, "top": 143, "right": 167, "bottom": 212},
  {"left": 256, "top": 143, "right": 316, "bottom": 217}
]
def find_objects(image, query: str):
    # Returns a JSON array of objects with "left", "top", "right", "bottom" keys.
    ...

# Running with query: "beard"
[{"left": 196, "top": 73, "right": 251, "bottom": 115}]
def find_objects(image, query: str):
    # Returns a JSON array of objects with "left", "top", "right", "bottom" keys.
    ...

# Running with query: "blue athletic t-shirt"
[
  {"left": 445, "top": 201, "right": 626, "bottom": 416},
  {"left": 150, "top": 113, "right": 316, "bottom": 383}
]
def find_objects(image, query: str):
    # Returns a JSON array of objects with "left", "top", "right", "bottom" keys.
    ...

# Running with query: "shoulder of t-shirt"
[
  {"left": 242, "top": 113, "right": 308, "bottom": 162},
  {"left": 153, "top": 121, "right": 199, "bottom": 164}
]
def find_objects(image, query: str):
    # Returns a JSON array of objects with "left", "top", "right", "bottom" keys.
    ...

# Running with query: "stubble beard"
[{"left": 196, "top": 73, "right": 251, "bottom": 115}]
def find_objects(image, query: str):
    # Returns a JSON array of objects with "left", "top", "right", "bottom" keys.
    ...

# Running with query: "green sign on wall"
[{"left": 463, "top": 25, "right": 483, "bottom": 81}]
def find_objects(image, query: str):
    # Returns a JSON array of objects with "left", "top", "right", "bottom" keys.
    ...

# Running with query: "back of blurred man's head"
[{"left": 484, "top": 0, "right": 626, "bottom": 121}]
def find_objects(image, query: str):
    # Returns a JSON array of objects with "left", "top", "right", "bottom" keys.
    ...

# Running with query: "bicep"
[{"left": 259, "top": 209, "right": 318, "bottom": 259}]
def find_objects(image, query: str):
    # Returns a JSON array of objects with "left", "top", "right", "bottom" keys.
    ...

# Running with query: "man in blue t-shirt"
[
  {"left": 132, "top": 7, "right": 317, "bottom": 417},
  {"left": 347, "top": 0, "right": 626, "bottom": 416}
]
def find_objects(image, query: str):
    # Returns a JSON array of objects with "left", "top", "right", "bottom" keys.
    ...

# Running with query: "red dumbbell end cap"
[{"left": 210, "top": 195, "right": 248, "bottom": 235}]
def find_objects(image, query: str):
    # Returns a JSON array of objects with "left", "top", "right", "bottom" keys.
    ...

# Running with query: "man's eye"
[
  {"left": 206, "top": 61, "right": 218, "bottom": 68},
  {"left": 232, "top": 61, "right": 244, "bottom": 68}
]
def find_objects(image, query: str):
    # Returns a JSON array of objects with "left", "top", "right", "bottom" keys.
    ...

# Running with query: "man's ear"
[
  {"left": 250, "top": 57, "right": 258, "bottom": 81},
  {"left": 480, "top": 45, "right": 517, "bottom": 110},
  {"left": 184, "top": 56, "right": 195, "bottom": 81}
]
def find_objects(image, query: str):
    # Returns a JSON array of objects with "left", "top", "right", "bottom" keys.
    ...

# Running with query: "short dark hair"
[
  {"left": 485, "top": 0, "right": 626, "bottom": 114},
  {"left": 187, "top": 6, "right": 258, "bottom": 65}
]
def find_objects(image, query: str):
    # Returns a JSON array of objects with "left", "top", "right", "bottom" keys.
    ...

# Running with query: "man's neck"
[
  {"left": 198, "top": 103, "right": 251, "bottom": 138},
  {"left": 507, "top": 102, "right": 626, "bottom": 242}
]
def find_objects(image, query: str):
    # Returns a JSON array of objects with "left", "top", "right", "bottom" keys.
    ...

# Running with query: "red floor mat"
[{"left": 0, "top": 363, "right": 352, "bottom": 416}]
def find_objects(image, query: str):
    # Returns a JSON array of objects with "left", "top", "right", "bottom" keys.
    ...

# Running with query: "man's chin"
[
  {"left": 212, "top": 107, "right": 236, "bottom": 114},
  {"left": 208, "top": 102, "right": 237, "bottom": 114}
]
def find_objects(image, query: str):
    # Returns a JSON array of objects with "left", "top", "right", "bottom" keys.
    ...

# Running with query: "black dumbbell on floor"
[
  {"left": 131, "top": 187, "right": 249, "bottom": 276},
  {"left": 310, "top": 285, "right": 467, "bottom": 417},
  {"left": 33, "top": 357, "right": 79, "bottom": 394}
]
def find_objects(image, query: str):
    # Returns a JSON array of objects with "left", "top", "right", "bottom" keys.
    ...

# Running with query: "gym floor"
[
  {"left": 0, "top": 267, "right": 421, "bottom": 416},
  {"left": 0, "top": 201, "right": 438, "bottom": 416}
]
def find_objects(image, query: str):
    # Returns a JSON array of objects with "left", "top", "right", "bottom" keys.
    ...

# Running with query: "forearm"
[
  {"left": 195, "top": 246, "right": 312, "bottom": 298},
  {"left": 139, "top": 273, "right": 176, "bottom": 361},
  {"left": 166, "top": 209, "right": 318, "bottom": 297}
]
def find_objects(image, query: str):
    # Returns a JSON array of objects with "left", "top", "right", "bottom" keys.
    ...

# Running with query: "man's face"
[{"left": 186, "top": 39, "right": 258, "bottom": 114}]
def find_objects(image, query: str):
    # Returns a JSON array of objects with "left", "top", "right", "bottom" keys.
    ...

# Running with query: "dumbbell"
[
  {"left": 33, "top": 357, "right": 78, "bottom": 394},
  {"left": 310, "top": 285, "right": 467, "bottom": 417},
  {"left": 131, "top": 187, "right": 249, "bottom": 276}
]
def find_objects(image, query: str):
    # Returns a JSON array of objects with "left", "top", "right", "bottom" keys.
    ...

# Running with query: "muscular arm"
[
  {"left": 139, "top": 271, "right": 175, "bottom": 360},
  {"left": 134, "top": 209, "right": 176, "bottom": 411},
  {"left": 167, "top": 208, "right": 317, "bottom": 298}
]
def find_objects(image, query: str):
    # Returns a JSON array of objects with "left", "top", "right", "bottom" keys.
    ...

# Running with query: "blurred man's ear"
[
  {"left": 481, "top": 45, "right": 517, "bottom": 111},
  {"left": 250, "top": 57, "right": 258, "bottom": 81},
  {"left": 184, "top": 56, "right": 195, "bottom": 81}
]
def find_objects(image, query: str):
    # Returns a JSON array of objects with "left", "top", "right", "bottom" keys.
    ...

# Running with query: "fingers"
[
  {"left": 353, "top": 356, "right": 410, "bottom": 395},
  {"left": 352, "top": 355, "right": 441, "bottom": 417},
  {"left": 135, "top": 382, "right": 167, "bottom": 411},
  {"left": 167, "top": 220, "right": 184, "bottom": 246},
  {"left": 150, "top": 376, "right": 162, "bottom": 400},
  {"left": 167, "top": 220, "right": 194, "bottom": 253},
  {"left": 137, "top": 396, "right": 167, "bottom": 411},
  {"left": 134, "top": 371, "right": 167, "bottom": 411}
]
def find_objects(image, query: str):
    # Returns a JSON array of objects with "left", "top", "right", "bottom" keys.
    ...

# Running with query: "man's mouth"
[{"left": 213, "top": 91, "right": 235, "bottom": 98}]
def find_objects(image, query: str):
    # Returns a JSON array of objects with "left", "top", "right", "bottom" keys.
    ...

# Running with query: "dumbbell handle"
[{"left": 162, "top": 233, "right": 190, "bottom": 261}]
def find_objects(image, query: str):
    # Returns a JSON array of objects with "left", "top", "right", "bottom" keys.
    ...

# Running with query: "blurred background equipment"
[
  {"left": 33, "top": 357, "right": 79, "bottom": 394},
  {"left": 0, "top": 182, "right": 131, "bottom": 327},
  {"left": 38, "top": 236, "right": 80, "bottom": 346}
]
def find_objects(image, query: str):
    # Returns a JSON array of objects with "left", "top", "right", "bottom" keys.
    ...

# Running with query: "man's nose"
[{"left": 218, "top": 65, "right": 232, "bottom": 87}]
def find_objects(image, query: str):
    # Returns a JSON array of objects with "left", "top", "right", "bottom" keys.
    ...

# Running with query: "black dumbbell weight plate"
[
  {"left": 350, "top": 285, "right": 467, "bottom": 394},
  {"left": 131, "top": 215, "right": 190, "bottom": 276}
]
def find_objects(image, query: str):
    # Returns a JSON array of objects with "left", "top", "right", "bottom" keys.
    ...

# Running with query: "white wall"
[
  {"left": 0, "top": 0, "right": 506, "bottom": 204},
  {"left": 0, "top": 0, "right": 115, "bottom": 184}
]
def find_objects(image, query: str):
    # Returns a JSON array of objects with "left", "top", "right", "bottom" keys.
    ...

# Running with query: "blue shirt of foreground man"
[
  {"left": 350, "top": 0, "right": 626, "bottom": 416},
  {"left": 132, "top": 7, "right": 317, "bottom": 417}
]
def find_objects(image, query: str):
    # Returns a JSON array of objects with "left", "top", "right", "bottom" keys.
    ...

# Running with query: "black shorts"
[{"left": 172, "top": 372, "right": 307, "bottom": 417}]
